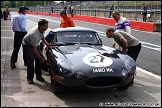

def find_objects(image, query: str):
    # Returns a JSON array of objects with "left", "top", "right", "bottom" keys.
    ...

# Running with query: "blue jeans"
[{"left": 23, "top": 44, "right": 42, "bottom": 80}]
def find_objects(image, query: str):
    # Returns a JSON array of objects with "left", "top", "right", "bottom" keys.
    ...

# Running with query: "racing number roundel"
[{"left": 83, "top": 52, "right": 113, "bottom": 67}]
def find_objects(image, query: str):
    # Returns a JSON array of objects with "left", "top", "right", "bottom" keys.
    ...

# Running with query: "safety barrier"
[{"left": 27, "top": 12, "right": 159, "bottom": 32}]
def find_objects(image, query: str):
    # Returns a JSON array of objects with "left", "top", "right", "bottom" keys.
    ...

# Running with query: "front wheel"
[
  {"left": 51, "top": 75, "right": 65, "bottom": 94},
  {"left": 116, "top": 82, "right": 131, "bottom": 91}
]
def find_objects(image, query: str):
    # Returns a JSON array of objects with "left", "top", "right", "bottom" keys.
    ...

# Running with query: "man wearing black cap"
[
  {"left": 22, "top": 19, "right": 50, "bottom": 84},
  {"left": 10, "top": 6, "right": 29, "bottom": 69}
]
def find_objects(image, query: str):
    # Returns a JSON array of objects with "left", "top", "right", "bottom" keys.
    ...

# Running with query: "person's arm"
[
  {"left": 12, "top": 17, "right": 15, "bottom": 31},
  {"left": 60, "top": 19, "right": 63, "bottom": 28},
  {"left": 125, "top": 26, "right": 131, "bottom": 34},
  {"left": 70, "top": 19, "right": 75, "bottom": 27},
  {"left": 120, "top": 38, "right": 128, "bottom": 53},
  {"left": 124, "top": 21, "right": 131, "bottom": 34},
  {"left": 21, "top": 16, "right": 27, "bottom": 32},
  {"left": 32, "top": 46, "right": 47, "bottom": 64},
  {"left": 68, "top": 17, "right": 75, "bottom": 27},
  {"left": 42, "top": 36, "right": 50, "bottom": 47},
  {"left": 112, "top": 39, "right": 116, "bottom": 48}
]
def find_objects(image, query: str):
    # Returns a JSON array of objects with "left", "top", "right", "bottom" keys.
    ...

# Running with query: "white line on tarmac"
[
  {"left": 1, "top": 26, "right": 11, "bottom": 27},
  {"left": 1, "top": 37, "right": 14, "bottom": 39},
  {"left": 27, "top": 17, "right": 161, "bottom": 79},
  {"left": 137, "top": 67, "right": 161, "bottom": 79},
  {"left": 1, "top": 30, "right": 13, "bottom": 31}
]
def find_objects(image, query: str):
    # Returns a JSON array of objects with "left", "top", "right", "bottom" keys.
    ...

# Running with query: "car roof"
[{"left": 51, "top": 27, "right": 97, "bottom": 32}]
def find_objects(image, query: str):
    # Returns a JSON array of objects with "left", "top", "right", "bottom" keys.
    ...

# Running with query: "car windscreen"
[{"left": 56, "top": 31, "right": 101, "bottom": 44}]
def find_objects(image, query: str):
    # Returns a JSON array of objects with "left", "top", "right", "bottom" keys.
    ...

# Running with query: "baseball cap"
[
  {"left": 60, "top": 10, "right": 66, "bottom": 15},
  {"left": 38, "top": 19, "right": 49, "bottom": 26},
  {"left": 19, "top": 6, "right": 29, "bottom": 11}
]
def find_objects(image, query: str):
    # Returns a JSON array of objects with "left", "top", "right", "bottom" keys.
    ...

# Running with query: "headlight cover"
[
  {"left": 58, "top": 61, "right": 74, "bottom": 77},
  {"left": 121, "top": 69, "right": 128, "bottom": 78},
  {"left": 124, "top": 58, "right": 135, "bottom": 72},
  {"left": 75, "top": 71, "right": 85, "bottom": 81}
]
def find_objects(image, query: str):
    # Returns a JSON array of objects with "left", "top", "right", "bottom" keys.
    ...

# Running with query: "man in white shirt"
[
  {"left": 112, "top": 10, "right": 131, "bottom": 50},
  {"left": 22, "top": 19, "right": 50, "bottom": 84}
]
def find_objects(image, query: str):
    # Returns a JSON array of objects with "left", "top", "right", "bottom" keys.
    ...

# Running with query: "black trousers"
[
  {"left": 143, "top": 12, "right": 147, "bottom": 22},
  {"left": 126, "top": 43, "right": 142, "bottom": 62},
  {"left": 10, "top": 32, "right": 28, "bottom": 64},
  {"left": 23, "top": 44, "right": 42, "bottom": 80}
]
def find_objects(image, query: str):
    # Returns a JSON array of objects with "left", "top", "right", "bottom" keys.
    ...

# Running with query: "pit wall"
[{"left": 27, "top": 12, "right": 154, "bottom": 32}]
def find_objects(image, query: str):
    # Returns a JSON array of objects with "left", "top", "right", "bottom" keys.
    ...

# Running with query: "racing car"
[{"left": 40, "top": 27, "right": 136, "bottom": 94}]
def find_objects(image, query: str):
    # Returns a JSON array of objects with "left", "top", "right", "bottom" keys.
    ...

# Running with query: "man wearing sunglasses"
[{"left": 60, "top": 10, "right": 75, "bottom": 28}]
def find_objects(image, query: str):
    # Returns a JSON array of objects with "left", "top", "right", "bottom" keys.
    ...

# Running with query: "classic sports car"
[{"left": 40, "top": 27, "right": 136, "bottom": 94}]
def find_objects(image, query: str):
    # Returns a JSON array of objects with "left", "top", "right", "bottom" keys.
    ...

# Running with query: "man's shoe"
[
  {"left": 36, "top": 76, "right": 45, "bottom": 81},
  {"left": 28, "top": 79, "right": 34, "bottom": 84},
  {"left": 10, "top": 64, "right": 16, "bottom": 69},
  {"left": 130, "top": 78, "right": 134, "bottom": 86}
]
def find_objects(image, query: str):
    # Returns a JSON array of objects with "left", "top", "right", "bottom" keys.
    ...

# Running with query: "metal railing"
[
  {"left": 10, "top": 3, "right": 161, "bottom": 23},
  {"left": 26, "top": 7, "right": 161, "bottom": 23}
]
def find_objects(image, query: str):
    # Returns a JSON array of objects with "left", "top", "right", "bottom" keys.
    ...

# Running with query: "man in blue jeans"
[{"left": 22, "top": 19, "right": 50, "bottom": 84}]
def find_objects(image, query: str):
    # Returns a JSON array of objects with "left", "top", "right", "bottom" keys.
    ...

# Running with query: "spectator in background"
[
  {"left": 3, "top": 10, "right": 7, "bottom": 20},
  {"left": 70, "top": 5, "right": 74, "bottom": 18},
  {"left": 60, "top": 10, "right": 75, "bottom": 28},
  {"left": 108, "top": 4, "right": 114, "bottom": 18},
  {"left": 64, "top": 6, "right": 67, "bottom": 13},
  {"left": 5, "top": 6, "right": 10, "bottom": 19},
  {"left": 10, "top": 6, "right": 29, "bottom": 69},
  {"left": 8, "top": 11, "right": 11, "bottom": 20},
  {"left": 112, "top": 10, "right": 131, "bottom": 50},
  {"left": 51, "top": 6, "right": 53, "bottom": 13},
  {"left": 1, "top": 9, "right": 3, "bottom": 19},
  {"left": 140, "top": 3, "right": 148, "bottom": 22}
]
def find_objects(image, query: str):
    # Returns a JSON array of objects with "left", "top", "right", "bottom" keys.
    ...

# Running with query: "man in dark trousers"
[
  {"left": 22, "top": 19, "right": 50, "bottom": 84},
  {"left": 105, "top": 27, "right": 141, "bottom": 85},
  {"left": 108, "top": 5, "right": 114, "bottom": 18},
  {"left": 140, "top": 3, "right": 148, "bottom": 22},
  {"left": 3, "top": 10, "right": 7, "bottom": 20},
  {"left": 10, "top": 6, "right": 29, "bottom": 69}
]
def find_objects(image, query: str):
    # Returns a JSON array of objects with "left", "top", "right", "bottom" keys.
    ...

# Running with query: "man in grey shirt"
[
  {"left": 22, "top": 19, "right": 50, "bottom": 84},
  {"left": 105, "top": 27, "right": 141, "bottom": 86}
]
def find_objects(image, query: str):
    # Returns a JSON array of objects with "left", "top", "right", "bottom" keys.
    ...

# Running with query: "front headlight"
[
  {"left": 124, "top": 58, "right": 135, "bottom": 72},
  {"left": 121, "top": 69, "right": 128, "bottom": 78},
  {"left": 58, "top": 61, "right": 74, "bottom": 77},
  {"left": 75, "top": 71, "right": 85, "bottom": 81}
]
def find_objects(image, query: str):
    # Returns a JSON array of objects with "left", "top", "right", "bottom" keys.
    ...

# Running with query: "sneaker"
[
  {"left": 10, "top": 64, "right": 16, "bottom": 69},
  {"left": 36, "top": 76, "right": 45, "bottom": 81},
  {"left": 28, "top": 79, "right": 34, "bottom": 84}
]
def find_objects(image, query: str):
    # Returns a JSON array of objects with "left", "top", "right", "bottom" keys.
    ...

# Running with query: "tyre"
[
  {"left": 51, "top": 75, "right": 65, "bottom": 94},
  {"left": 116, "top": 81, "right": 131, "bottom": 91}
]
